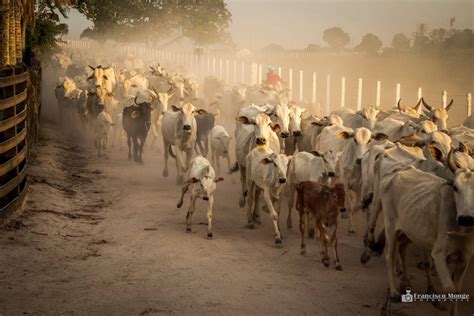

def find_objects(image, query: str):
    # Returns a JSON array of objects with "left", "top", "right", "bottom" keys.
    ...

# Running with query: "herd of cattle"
[{"left": 52, "top": 51, "right": 473, "bottom": 315}]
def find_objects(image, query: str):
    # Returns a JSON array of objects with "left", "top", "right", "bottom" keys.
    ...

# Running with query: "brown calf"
[{"left": 296, "top": 181, "right": 344, "bottom": 270}]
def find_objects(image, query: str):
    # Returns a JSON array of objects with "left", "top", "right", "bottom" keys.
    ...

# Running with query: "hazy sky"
[{"left": 63, "top": 0, "right": 473, "bottom": 49}]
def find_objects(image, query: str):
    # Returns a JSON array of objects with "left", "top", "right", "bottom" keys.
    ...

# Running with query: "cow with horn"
[{"left": 421, "top": 97, "right": 454, "bottom": 132}]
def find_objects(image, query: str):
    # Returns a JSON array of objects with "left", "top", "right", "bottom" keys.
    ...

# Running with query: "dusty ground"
[{"left": 0, "top": 121, "right": 473, "bottom": 315}]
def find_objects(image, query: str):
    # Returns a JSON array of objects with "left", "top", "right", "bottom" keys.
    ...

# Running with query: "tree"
[
  {"left": 444, "top": 28, "right": 474, "bottom": 50},
  {"left": 322, "top": 27, "right": 350, "bottom": 49},
  {"left": 304, "top": 43, "right": 321, "bottom": 52},
  {"left": 391, "top": 33, "right": 410, "bottom": 51},
  {"left": 413, "top": 23, "right": 430, "bottom": 51},
  {"left": 75, "top": 0, "right": 232, "bottom": 47},
  {"left": 355, "top": 33, "right": 382, "bottom": 54},
  {"left": 261, "top": 43, "right": 285, "bottom": 52}
]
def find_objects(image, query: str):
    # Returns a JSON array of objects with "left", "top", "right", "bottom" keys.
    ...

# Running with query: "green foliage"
[
  {"left": 75, "top": 0, "right": 232, "bottom": 46},
  {"left": 27, "top": 9, "right": 68, "bottom": 56},
  {"left": 322, "top": 27, "right": 350, "bottom": 49},
  {"left": 392, "top": 33, "right": 410, "bottom": 51},
  {"left": 355, "top": 33, "right": 382, "bottom": 54}
]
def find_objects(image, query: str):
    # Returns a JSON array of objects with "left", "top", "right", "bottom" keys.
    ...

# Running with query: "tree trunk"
[
  {"left": 15, "top": 2, "right": 22, "bottom": 64},
  {"left": 8, "top": 0, "right": 16, "bottom": 65},
  {"left": 1, "top": 0, "right": 10, "bottom": 65}
]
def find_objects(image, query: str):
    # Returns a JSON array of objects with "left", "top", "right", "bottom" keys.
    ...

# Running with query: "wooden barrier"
[{"left": 0, "top": 65, "right": 28, "bottom": 224}]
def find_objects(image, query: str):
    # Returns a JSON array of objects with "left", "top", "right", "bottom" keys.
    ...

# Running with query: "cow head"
[
  {"left": 310, "top": 150, "right": 341, "bottom": 178},
  {"left": 447, "top": 149, "right": 474, "bottom": 227},
  {"left": 357, "top": 106, "right": 379, "bottom": 130},
  {"left": 260, "top": 153, "right": 292, "bottom": 184},
  {"left": 270, "top": 103, "right": 291, "bottom": 138},
  {"left": 421, "top": 97, "right": 453, "bottom": 132},
  {"left": 289, "top": 104, "right": 307, "bottom": 137},
  {"left": 149, "top": 64, "right": 165, "bottom": 76},
  {"left": 187, "top": 168, "right": 224, "bottom": 200},
  {"left": 232, "top": 86, "right": 247, "bottom": 107},
  {"left": 255, "top": 113, "right": 280, "bottom": 146},
  {"left": 397, "top": 98, "right": 422, "bottom": 118},
  {"left": 427, "top": 131, "right": 452, "bottom": 158},
  {"left": 338, "top": 128, "right": 388, "bottom": 164},
  {"left": 172, "top": 103, "right": 197, "bottom": 131}
]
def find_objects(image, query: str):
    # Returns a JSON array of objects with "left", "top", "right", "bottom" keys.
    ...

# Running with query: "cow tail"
[
  {"left": 168, "top": 144, "right": 176, "bottom": 159},
  {"left": 371, "top": 227, "right": 386, "bottom": 256},
  {"left": 176, "top": 183, "right": 190, "bottom": 208}
]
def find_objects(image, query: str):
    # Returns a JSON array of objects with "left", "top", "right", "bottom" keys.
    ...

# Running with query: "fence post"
[
  {"left": 299, "top": 70, "right": 304, "bottom": 102},
  {"left": 207, "top": 56, "right": 211, "bottom": 74},
  {"left": 289, "top": 68, "right": 293, "bottom": 100},
  {"left": 258, "top": 64, "right": 263, "bottom": 85},
  {"left": 376, "top": 81, "right": 381, "bottom": 108},
  {"left": 467, "top": 93, "right": 472, "bottom": 117},
  {"left": 241, "top": 61, "right": 245, "bottom": 84},
  {"left": 278, "top": 67, "right": 282, "bottom": 78},
  {"left": 233, "top": 60, "right": 237, "bottom": 84},
  {"left": 219, "top": 59, "right": 223, "bottom": 78},
  {"left": 340, "top": 76, "right": 345, "bottom": 108},
  {"left": 312, "top": 72, "right": 317, "bottom": 104},
  {"left": 226, "top": 59, "right": 230, "bottom": 83},
  {"left": 442, "top": 90, "right": 447, "bottom": 108},
  {"left": 357, "top": 78, "right": 363, "bottom": 110},
  {"left": 417, "top": 87, "right": 423, "bottom": 113},
  {"left": 212, "top": 58, "right": 216, "bottom": 76},
  {"left": 326, "top": 74, "right": 331, "bottom": 115},
  {"left": 396, "top": 83, "right": 401, "bottom": 105}
]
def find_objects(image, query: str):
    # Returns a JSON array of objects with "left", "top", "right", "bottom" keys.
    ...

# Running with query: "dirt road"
[{"left": 1, "top": 121, "right": 473, "bottom": 315}]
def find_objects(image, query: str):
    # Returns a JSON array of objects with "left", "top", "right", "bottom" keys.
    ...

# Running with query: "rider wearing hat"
[{"left": 265, "top": 65, "right": 283, "bottom": 88}]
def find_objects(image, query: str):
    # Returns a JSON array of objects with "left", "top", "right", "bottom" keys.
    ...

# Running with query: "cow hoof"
[
  {"left": 347, "top": 228, "right": 356, "bottom": 234},
  {"left": 322, "top": 258, "right": 330, "bottom": 267},
  {"left": 138, "top": 161, "right": 144, "bottom": 165},
  {"left": 253, "top": 216, "right": 261, "bottom": 225},
  {"left": 176, "top": 201, "right": 183, "bottom": 208},
  {"left": 207, "top": 233, "right": 213, "bottom": 239},
  {"left": 341, "top": 212, "right": 349, "bottom": 219},
  {"left": 248, "top": 223, "right": 255, "bottom": 230},
  {"left": 308, "top": 229, "right": 315, "bottom": 239},
  {"left": 416, "top": 260, "right": 429, "bottom": 270},
  {"left": 275, "top": 238, "right": 282, "bottom": 244},
  {"left": 238, "top": 197, "right": 246, "bottom": 208},
  {"left": 186, "top": 228, "right": 191, "bottom": 233},
  {"left": 360, "top": 251, "right": 372, "bottom": 265},
  {"left": 300, "top": 249, "right": 306, "bottom": 255},
  {"left": 335, "top": 264, "right": 343, "bottom": 271}
]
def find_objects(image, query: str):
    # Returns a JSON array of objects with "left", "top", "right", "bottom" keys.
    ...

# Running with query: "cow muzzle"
[
  {"left": 280, "top": 132, "right": 290, "bottom": 138},
  {"left": 458, "top": 215, "right": 474, "bottom": 227},
  {"left": 203, "top": 196, "right": 209, "bottom": 201},
  {"left": 256, "top": 138, "right": 266, "bottom": 146},
  {"left": 223, "top": 150, "right": 228, "bottom": 154},
  {"left": 328, "top": 172, "right": 335, "bottom": 177},
  {"left": 279, "top": 178, "right": 287, "bottom": 184},
  {"left": 356, "top": 158, "right": 362, "bottom": 165},
  {"left": 293, "top": 131, "right": 302, "bottom": 137},
  {"left": 183, "top": 125, "right": 191, "bottom": 131}
]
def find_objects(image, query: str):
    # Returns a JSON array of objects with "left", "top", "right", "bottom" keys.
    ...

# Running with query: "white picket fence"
[{"left": 63, "top": 39, "right": 472, "bottom": 118}]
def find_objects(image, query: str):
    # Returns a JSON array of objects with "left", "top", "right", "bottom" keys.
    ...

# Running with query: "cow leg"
[
  {"left": 127, "top": 135, "right": 132, "bottom": 161},
  {"left": 286, "top": 180, "right": 296, "bottom": 229},
  {"left": 103, "top": 132, "right": 109, "bottom": 160},
  {"left": 345, "top": 188, "right": 357, "bottom": 234},
  {"left": 328, "top": 225, "right": 342, "bottom": 270},
  {"left": 163, "top": 142, "right": 169, "bottom": 177},
  {"left": 298, "top": 210, "right": 306, "bottom": 255},
  {"left": 132, "top": 136, "right": 139, "bottom": 163},
  {"left": 238, "top": 166, "right": 246, "bottom": 208},
  {"left": 186, "top": 194, "right": 198, "bottom": 233},
  {"left": 263, "top": 188, "right": 282, "bottom": 244},
  {"left": 384, "top": 222, "right": 401, "bottom": 301},
  {"left": 398, "top": 235, "right": 411, "bottom": 289},
  {"left": 204, "top": 136, "right": 209, "bottom": 157},
  {"left": 216, "top": 153, "right": 221, "bottom": 177},
  {"left": 431, "top": 243, "right": 455, "bottom": 293},
  {"left": 361, "top": 199, "right": 383, "bottom": 264},
  {"left": 137, "top": 136, "right": 145, "bottom": 164},
  {"left": 225, "top": 154, "right": 232, "bottom": 174},
  {"left": 307, "top": 212, "right": 316, "bottom": 239},
  {"left": 246, "top": 184, "right": 255, "bottom": 229},
  {"left": 206, "top": 196, "right": 214, "bottom": 239},
  {"left": 316, "top": 220, "right": 330, "bottom": 267}
]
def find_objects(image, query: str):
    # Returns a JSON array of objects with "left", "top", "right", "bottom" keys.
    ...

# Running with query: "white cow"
[
  {"left": 337, "top": 128, "right": 388, "bottom": 233},
  {"left": 380, "top": 157, "right": 473, "bottom": 315},
  {"left": 421, "top": 97, "right": 454, "bottom": 132},
  {"left": 333, "top": 106, "right": 380, "bottom": 130},
  {"left": 284, "top": 104, "right": 307, "bottom": 154},
  {"left": 161, "top": 103, "right": 202, "bottom": 184},
  {"left": 286, "top": 150, "right": 340, "bottom": 230},
  {"left": 210, "top": 125, "right": 232, "bottom": 176},
  {"left": 234, "top": 113, "right": 281, "bottom": 207},
  {"left": 313, "top": 116, "right": 353, "bottom": 154},
  {"left": 94, "top": 111, "right": 114, "bottom": 159},
  {"left": 245, "top": 146, "right": 291, "bottom": 244},
  {"left": 176, "top": 156, "right": 224, "bottom": 239}
]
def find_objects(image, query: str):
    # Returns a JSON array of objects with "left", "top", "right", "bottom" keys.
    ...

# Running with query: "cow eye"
[{"left": 453, "top": 185, "right": 458, "bottom": 192}]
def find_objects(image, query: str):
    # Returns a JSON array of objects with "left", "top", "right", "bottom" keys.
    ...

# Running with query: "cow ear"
[
  {"left": 89, "top": 65, "right": 95, "bottom": 70},
  {"left": 336, "top": 131, "right": 353, "bottom": 139},
  {"left": 309, "top": 150, "right": 323, "bottom": 157},
  {"left": 260, "top": 157, "right": 273, "bottom": 165},
  {"left": 214, "top": 177, "right": 224, "bottom": 183},
  {"left": 171, "top": 105, "right": 181, "bottom": 112},
  {"left": 103, "top": 75, "right": 109, "bottom": 80},
  {"left": 427, "top": 145, "right": 444, "bottom": 162},
  {"left": 236, "top": 116, "right": 251, "bottom": 124},
  {"left": 196, "top": 109, "right": 208, "bottom": 115},
  {"left": 186, "top": 177, "right": 199, "bottom": 184},
  {"left": 269, "top": 123, "right": 281, "bottom": 133},
  {"left": 87, "top": 75, "right": 94, "bottom": 81},
  {"left": 372, "top": 133, "right": 389, "bottom": 141},
  {"left": 458, "top": 142, "right": 468, "bottom": 153}
]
